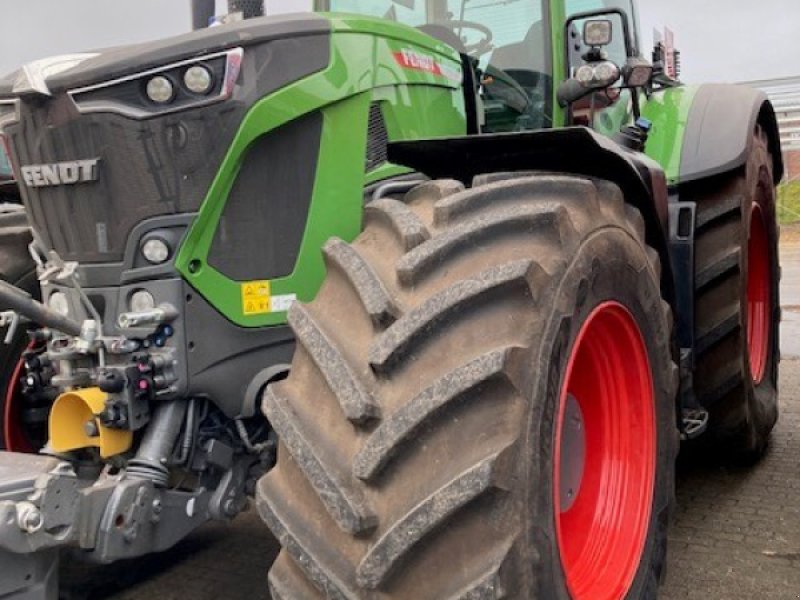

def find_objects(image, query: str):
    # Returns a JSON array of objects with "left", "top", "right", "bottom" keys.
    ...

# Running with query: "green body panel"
[
  {"left": 176, "top": 15, "right": 466, "bottom": 327},
  {"left": 177, "top": 6, "right": 700, "bottom": 328},
  {"left": 590, "top": 90, "right": 634, "bottom": 138},
  {"left": 549, "top": 0, "right": 568, "bottom": 128},
  {"left": 641, "top": 85, "right": 700, "bottom": 186},
  {"left": 581, "top": 85, "right": 698, "bottom": 186}
]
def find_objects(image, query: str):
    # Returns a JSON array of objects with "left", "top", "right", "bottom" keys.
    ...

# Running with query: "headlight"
[
  {"left": 623, "top": 57, "right": 654, "bottom": 88},
  {"left": 626, "top": 65, "right": 652, "bottom": 87},
  {"left": 576, "top": 61, "right": 620, "bottom": 89},
  {"left": 583, "top": 19, "right": 613, "bottom": 47},
  {"left": 145, "top": 76, "right": 175, "bottom": 104},
  {"left": 141, "top": 238, "right": 170, "bottom": 264},
  {"left": 183, "top": 65, "right": 213, "bottom": 95},
  {"left": 575, "top": 65, "right": 595, "bottom": 86},
  {"left": 593, "top": 62, "right": 616, "bottom": 82},
  {"left": 48, "top": 292, "right": 69, "bottom": 316},
  {"left": 130, "top": 289, "right": 156, "bottom": 313},
  {"left": 69, "top": 48, "right": 242, "bottom": 119}
]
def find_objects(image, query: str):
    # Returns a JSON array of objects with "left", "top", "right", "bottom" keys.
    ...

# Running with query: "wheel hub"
[
  {"left": 747, "top": 202, "right": 771, "bottom": 384},
  {"left": 554, "top": 301, "right": 656, "bottom": 600},
  {"left": 558, "top": 393, "right": 585, "bottom": 513}
]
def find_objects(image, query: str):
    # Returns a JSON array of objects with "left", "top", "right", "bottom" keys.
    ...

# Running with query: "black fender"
[
  {"left": 388, "top": 126, "right": 676, "bottom": 311},
  {"left": 680, "top": 83, "right": 783, "bottom": 184}
]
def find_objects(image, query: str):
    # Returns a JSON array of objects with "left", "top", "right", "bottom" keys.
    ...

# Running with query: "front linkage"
[{"left": 0, "top": 251, "right": 274, "bottom": 599}]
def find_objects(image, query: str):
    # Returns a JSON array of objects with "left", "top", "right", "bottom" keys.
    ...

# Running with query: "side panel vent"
[
  {"left": 366, "top": 102, "right": 389, "bottom": 172},
  {"left": 207, "top": 111, "right": 322, "bottom": 281}
]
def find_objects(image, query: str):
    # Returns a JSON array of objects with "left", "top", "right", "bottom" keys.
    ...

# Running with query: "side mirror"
[{"left": 583, "top": 19, "right": 612, "bottom": 47}]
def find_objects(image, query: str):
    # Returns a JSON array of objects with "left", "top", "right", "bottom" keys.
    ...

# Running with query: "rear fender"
[{"left": 643, "top": 83, "right": 783, "bottom": 186}]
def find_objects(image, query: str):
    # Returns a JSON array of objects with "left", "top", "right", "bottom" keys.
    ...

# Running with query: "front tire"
[
  {"left": 258, "top": 175, "right": 678, "bottom": 598},
  {"left": 0, "top": 204, "right": 43, "bottom": 451}
]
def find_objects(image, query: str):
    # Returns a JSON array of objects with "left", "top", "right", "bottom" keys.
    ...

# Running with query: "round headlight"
[
  {"left": 48, "top": 292, "right": 69, "bottom": 316},
  {"left": 575, "top": 65, "right": 595, "bottom": 86},
  {"left": 141, "top": 238, "right": 170, "bottom": 264},
  {"left": 183, "top": 65, "right": 213, "bottom": 95},
  {"left": 130, "top": 290, "right": 156, "bottom": 313},
  {"left": 593, "top": 62, "right": 617, "bottom": 83},
  {"left": 145, "top": 76, "right": 175, "bottom": 104}
]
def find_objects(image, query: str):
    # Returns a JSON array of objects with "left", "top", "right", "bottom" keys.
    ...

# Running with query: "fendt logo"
[
  {"left": 393, "top": 49, "right": 461, "bottom": 83},
  {"left": 20, "top": 159, "right": 100, "bottom": 188}
]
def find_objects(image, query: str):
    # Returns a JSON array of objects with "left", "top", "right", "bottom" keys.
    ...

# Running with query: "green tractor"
[{"left": 0, "top": 0, "right": 782, "bottom": 598}]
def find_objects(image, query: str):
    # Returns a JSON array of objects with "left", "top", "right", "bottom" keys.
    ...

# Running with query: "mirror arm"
[{"left": 631, "top": 89, "right": 641, "bottom": 121}]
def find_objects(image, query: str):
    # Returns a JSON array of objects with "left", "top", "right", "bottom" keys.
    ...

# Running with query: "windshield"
[
  {"left": 327, "top": 0, "right": 552, "bottom": 132},
  {"left": 327, "top": 0, "right": 544, "bottom": 61},
  {"left": 327, "top": 0, "right": 426, "bottom": 23}
]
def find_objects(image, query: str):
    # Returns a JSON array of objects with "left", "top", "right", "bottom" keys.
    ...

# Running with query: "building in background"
[{"left": 747, "top": 76, "right": 800, "bottom": 181}]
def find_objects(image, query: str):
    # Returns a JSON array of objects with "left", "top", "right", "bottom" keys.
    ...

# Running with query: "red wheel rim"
[
  {"left": 3, "top": 342, "right": 35, "bottom": 453},
  {"left": 747, "top": 203, "right": 770, "bottom": 384},
  {"left": 554, "top": 302, "right": 656, "bottom": 600}
]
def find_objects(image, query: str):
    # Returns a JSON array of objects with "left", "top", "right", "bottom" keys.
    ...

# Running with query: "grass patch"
[{"left": 778, "top": 181, "right": 800, "bottom": 225}]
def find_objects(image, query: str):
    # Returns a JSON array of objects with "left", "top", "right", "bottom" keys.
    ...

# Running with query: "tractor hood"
[
  {"left": 0, "top": 13, "right": 330, "bottom": 97},
  {"left": 0, "top": 13, "right": 336, "bottom": 265},
  {"left": 0, "top": 12, "right": 459, "bottom": 267},
  {"left": 0, "top": 13, "right": 457, "bottom": 99}
]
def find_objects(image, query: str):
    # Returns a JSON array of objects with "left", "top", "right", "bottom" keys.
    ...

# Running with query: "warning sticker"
[
  {"left": 270, "top": 294, "right": 297, "bottom": 313},
  {"left": 242, "top": 280, "right": 271, "bottom": 315},
  {"left": 241, "top": 281, "right": 297, "bottom": 315}
]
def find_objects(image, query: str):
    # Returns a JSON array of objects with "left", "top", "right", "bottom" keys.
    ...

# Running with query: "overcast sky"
[{"left": 0, "top": 0, "right": 797, "bottom": 84}]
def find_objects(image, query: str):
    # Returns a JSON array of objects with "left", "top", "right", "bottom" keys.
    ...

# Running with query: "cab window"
[
  {"left": 450, "top": 0, "right": 551, "bottom": 132},
  {"left": 328, "top": 0, "right": 552, "bottom": 132}
]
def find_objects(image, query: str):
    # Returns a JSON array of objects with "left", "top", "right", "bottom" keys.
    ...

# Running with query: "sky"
[
  {"left": 0, "top": 0, "right": 798, "bottom": 84},
  {"left": 634, "top": 0, "right": 798, "bottom": 84}
]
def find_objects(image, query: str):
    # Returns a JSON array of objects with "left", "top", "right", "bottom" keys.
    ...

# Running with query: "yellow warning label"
[{"left": 242, "top": 280, "right": 271, "bottom": 315}]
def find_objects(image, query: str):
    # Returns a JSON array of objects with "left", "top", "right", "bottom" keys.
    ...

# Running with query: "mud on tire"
[{"left": 257, "top": 174, "right": 678, "bottom": 599}]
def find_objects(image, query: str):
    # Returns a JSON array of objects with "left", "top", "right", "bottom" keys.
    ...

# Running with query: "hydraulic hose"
[
  {"left": 0, "top": 280, "right": 82, "bottom": 337},
  {"left": 127, "top": 399, "right": 188, "bottom": 486}
]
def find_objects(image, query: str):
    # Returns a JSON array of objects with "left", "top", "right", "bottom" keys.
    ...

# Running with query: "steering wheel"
[{"left": 437, "top": 20, "right": 494, "bottom": 57}]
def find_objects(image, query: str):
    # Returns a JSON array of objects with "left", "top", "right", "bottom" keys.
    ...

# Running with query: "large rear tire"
[
  {"left": 692, "top": 125, "right": 779, "bottom": 457},
  {"left": 257, "top": 175, "right": 678, "bottom": 598},
  {"left": 0, "top": 204, "right": 43, "bottom": 451}
]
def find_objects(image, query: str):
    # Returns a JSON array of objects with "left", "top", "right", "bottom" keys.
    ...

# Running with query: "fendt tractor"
[{"left": 0, "top": 0, "right": 783, "bottom": 598}]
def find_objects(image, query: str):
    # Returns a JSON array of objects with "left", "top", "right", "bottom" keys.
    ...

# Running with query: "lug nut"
[{"left": 16, "top": 502, "right": 43, "bottom": 534}]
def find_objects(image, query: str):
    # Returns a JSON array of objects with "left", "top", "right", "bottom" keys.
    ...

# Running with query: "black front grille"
[
  {"left": 3, "top": 31, "right": 331, "bottom": 265},
  {"left": 7, "top": 97, "right": 244, "bottom": 263}
]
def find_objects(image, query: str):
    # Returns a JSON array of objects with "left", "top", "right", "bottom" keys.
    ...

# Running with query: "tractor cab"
[{"left": 318, "top": 0, "right": 643, "bottom": 133}]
